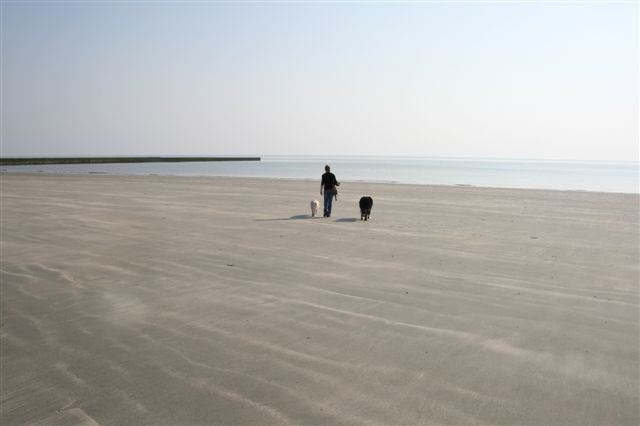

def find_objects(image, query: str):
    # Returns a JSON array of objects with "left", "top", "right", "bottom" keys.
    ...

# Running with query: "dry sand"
[{"left": 1, "top": 173, "right": 638, "bottom": 426}]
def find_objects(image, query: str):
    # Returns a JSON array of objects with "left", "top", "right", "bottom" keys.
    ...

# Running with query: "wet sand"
[{"left": 1, "top": 173, "right": 638, "bottom": 425}]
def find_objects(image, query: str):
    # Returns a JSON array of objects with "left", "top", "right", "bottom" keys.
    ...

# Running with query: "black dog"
[{"left": 359, "top": 196, "right": 373, "bottom": 221}]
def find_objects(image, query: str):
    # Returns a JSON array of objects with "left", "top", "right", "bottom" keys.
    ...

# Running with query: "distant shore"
[
  {"left": 0, "top": 156, "right": 261, "bottom": 165},
  {"left": 1, "top": 156, "right": 636, "bottom": 194}
]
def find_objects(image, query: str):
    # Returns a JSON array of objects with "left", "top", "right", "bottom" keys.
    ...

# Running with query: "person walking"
[{"left": 320, "top": 165, "right": 339, "bottom": 217}]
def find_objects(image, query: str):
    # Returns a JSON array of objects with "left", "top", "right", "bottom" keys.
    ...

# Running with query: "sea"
[{"left": 2, "top": 156, "right": 638, "bottom": 194}]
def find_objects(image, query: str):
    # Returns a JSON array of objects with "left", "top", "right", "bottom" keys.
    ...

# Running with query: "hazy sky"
[{"left": 1, "top": 1, "right": 638, "bottom": 161}]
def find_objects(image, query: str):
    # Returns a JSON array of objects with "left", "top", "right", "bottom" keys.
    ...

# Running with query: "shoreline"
[{"left": 2, "top": 171, "right": 638, "bottom": 196}]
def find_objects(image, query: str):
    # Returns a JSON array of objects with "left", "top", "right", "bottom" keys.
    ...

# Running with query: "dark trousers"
[{"left": 323, "top": 189, "right": 333, "bottom": 217}]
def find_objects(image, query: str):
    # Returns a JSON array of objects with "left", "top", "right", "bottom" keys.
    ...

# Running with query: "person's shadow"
[
  {"left": 255, "top": 215, "right": 359, "bottom": 222},
  {"left": 254, "top": 214, "right": 315, "bottom": 222}
]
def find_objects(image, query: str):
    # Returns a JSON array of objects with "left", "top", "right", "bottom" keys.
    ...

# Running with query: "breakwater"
[{"left": 0, "top": 156, "right": 261, "bottom": 166}]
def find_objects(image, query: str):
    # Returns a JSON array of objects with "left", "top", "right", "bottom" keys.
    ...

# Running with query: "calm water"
[{"left": 2, "top": 156, "right": 638, "bottom": 194}]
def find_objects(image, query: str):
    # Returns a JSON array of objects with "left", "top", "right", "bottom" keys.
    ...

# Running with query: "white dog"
[{"left": 310, "top": 199, "right": 320, "bottom": 217}]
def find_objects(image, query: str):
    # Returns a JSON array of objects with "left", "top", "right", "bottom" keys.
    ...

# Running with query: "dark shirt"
[{"left": 321, "top": 172, "right": 338, "bottom": 190}]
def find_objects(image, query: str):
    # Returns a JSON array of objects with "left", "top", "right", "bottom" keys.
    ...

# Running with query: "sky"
[{"left": 1, "top": 1, "right": 638, "bottom": 161}]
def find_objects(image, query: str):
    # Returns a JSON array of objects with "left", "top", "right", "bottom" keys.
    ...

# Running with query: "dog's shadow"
[
  {"left": 254, "top": 214, "right": 316, "bottom": 222},
  {"left": 335, "top": 218, "right": 359, "bottom": 223}
]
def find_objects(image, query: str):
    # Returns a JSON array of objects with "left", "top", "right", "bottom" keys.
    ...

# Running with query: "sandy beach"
[{"left": 1, "top": 173, "right": 638, "bottom": 426}]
